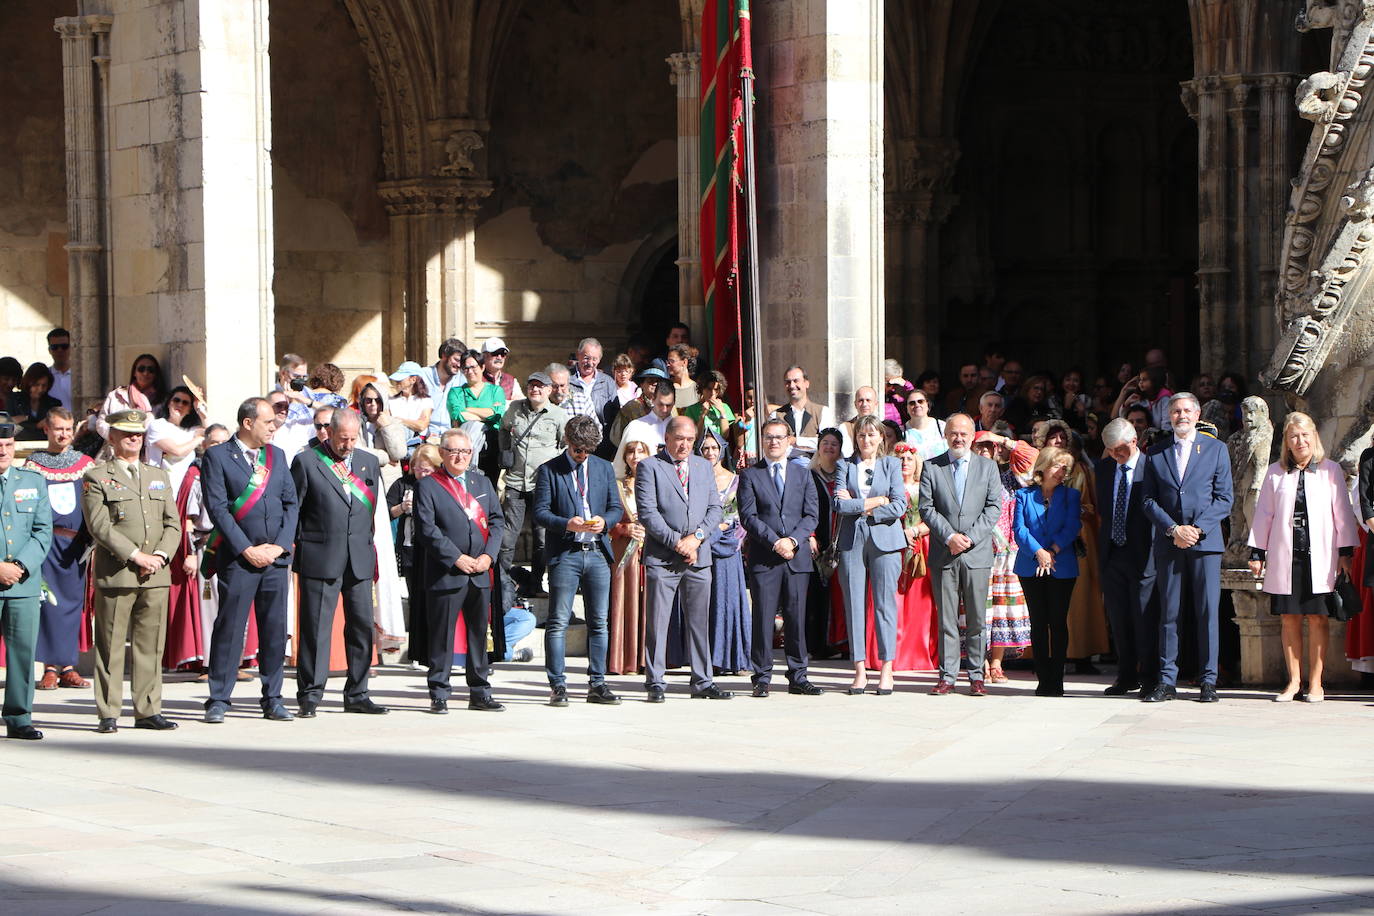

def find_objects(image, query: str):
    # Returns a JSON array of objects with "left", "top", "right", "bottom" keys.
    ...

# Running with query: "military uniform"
[
  {"left": 0, "top": 455, "right": 53, "bottom": 735},
  {"left": 82, "top": 412, "right": 181, "bottom": 724}
]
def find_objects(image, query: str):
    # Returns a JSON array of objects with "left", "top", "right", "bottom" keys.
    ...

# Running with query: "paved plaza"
[{"left": 2, "top": 659, "right": 1373, "bottom": 915}]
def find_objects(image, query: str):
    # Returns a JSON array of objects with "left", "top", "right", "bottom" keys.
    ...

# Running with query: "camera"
[{"left": 289, "top": 377, "right": 307, "bottom": 391}]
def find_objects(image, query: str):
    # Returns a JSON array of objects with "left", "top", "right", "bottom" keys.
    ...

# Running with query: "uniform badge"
[
  {"left": 13, "top": 488, "right": 38, "bottom": 503},
  {"left": 148, "top": 480, "right": 167, "bottom": 491},
  {"left": 250, "top": 467, "right": 267, "bottom": 487}
]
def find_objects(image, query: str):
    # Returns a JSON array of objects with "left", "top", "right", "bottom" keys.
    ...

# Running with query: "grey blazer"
[
  {"left": 917, "top": 451, "right": 1002, "bottom": 570},
  {"left": 833, "top": 456, "right": 908, "bottom": 553},
  {"left": 634, "top": 452, "right": 723, "bottom": 570}
]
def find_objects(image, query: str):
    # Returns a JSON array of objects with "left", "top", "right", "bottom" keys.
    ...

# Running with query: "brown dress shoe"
[
  {"left": 59, "top": 669, "right": 89, "bottom": 688},
  {"left": 930, "top": 680, "right": 954, "bottom": 696},
  {"left": 36, "top": 669, "right": 59, "bottom": 691}
]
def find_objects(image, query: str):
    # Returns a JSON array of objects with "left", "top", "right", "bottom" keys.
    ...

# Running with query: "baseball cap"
[
  {"left": 389, "top": 360, "right": 424, "bottom": 381},
  {"left": 481, "top": 337, "right": 509, "bottom": 355}
]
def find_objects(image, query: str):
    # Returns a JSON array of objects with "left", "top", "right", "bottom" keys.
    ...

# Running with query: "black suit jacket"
[
  {"left": 290, "top": 445, "right": 381, "bottom": 580},
  {"left": 737, "top": 459, "right": 819, "bottom": 574},
  {"left": 1359, "top": 447, "right": 1374, "bottom": 586},
  {"left": 414, "top": 468, "right": 504, "bottom": 592},
  {"left": 201, "top": 438, "right": 299, "bottom": 574},
  {"left": 1095, "top": 454, "right": 1156, "bottom": 576},
  {"left": 532, "top": 452, "right": 623, "bottom": 567}
]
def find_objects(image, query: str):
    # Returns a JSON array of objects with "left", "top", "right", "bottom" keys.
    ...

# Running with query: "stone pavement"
[{"left": 2, "top": 659, "right": 1373, "bottom": 915}]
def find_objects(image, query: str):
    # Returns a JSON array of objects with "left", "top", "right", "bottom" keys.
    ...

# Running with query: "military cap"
[{"left": 107, "top": 409, "right": 149, "bottom": 433}]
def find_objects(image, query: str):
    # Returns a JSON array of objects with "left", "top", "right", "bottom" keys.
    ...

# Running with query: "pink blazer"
[{"left": 1247, "top": 459, "right": 1359, "bottom": 595}]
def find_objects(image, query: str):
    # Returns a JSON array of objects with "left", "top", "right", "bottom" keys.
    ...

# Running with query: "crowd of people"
[{"left": 1, "top": 326, "right": 1372, "bottom": 741}]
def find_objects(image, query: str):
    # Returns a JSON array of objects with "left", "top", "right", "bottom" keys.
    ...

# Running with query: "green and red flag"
[{"left": 700, "top": 0, "right": 752, "bottom": 407}]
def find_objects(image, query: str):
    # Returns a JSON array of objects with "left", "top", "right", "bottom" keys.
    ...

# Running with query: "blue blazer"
[
  {"left": 1140, "top": 434, "right": 1234, "bottom": 553},
  {"left": 532, "top": 452, "right": 624, "bottom": 567},
  {"left": 737, "top": 459, "right": 819, "bottom": 574},
  {"left": 201, "top": 439, "right": 299, "bottom": 574},
  {"left": 1012, "top": 485, "right": 1082, "bottom": 578},
  {"left": 1094, "top": 455, "right": 1155, "bottom": 576},
  {"left": 414, "top": 468, "right": 504, "bottom": 592},
  {"left": 833, "top": 455, "right": 907, "bottom": 553}
]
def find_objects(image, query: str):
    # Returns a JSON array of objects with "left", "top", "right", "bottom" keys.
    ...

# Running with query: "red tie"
[{"left": 676, "top": 459, "right": 689, "bottom": 495}]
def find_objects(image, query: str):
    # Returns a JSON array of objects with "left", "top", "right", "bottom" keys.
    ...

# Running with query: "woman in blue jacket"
[
  {"left": 835, "top": 415, "right": 908, "bottom": 695},
  {"left": 1013, "top": 445, "right": 1082, "bottom": 696}
]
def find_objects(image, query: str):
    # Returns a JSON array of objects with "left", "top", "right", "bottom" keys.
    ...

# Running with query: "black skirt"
[{"left": 1270, "top": 550, "right": 1331, "bottom": 616}]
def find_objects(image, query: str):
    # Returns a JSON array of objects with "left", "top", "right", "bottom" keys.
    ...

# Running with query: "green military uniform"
[
  {"left": 82, "top": 412, "right": 181, "bottom": 722},
  {"left": 0, "top": 457, "right": 53, "bottom": 731}
]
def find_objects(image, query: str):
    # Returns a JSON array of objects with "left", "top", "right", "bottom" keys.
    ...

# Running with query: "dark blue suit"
[
  {"left": 737, "top": 459, "right": 819, "bottom": 685},
  {"left": 415, "top": 468, "right": 504, "bottom": 700},
  {"left": 1095, "top": 454, "right": 1159, "bottom": 689},
  {"left": 201, "top": 438, "right": 298, "bottom": 711},
  {"left": 533, "top": 452, "right": 623, "bottom": 688},
  {"left": 1141, "top": 433, "right": 1234, "bottom": 687}
]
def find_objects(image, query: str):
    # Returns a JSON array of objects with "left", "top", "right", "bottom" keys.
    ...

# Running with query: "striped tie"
[{"left": 676, "top": 459, "right": 689, "bottom": 495}]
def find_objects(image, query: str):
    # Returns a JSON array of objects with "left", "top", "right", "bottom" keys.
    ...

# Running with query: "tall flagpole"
[{"left": 739, "top": 8, "right": 765, "bottom": 462}]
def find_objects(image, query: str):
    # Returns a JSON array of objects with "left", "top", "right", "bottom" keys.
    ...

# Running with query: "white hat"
[{"left": 481, "top": 337, "right": 509, "bottom": 354}]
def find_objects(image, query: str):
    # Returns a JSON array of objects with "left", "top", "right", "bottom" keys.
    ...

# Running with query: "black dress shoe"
[
  {"left": 788, "top": 681, "right": 824, "bottom": 696},
  {"left": 1197, "top": 684, "right": 1220, "bottom": 703},
  {"left": 646, "top": 686, "right": 666, "bottom": 703},
  {"left": 96, "top": 717, "right": 118, "bottom": 734},
  {"left": 297, "top": 701, "right": 317, "bottom": 718},
  {"left": 691, "top": 685, "right": 733, "bottom": 700},
  {"left": 468, "top": 695, "right": 506, "bottom": 712},
  {"left": 430, "top": 698, "right": 448, "bottom": 715},
  {"left": 548, "top": 686, "right": 569, "bottom": 707},
  {"left": 134, "top": 714, "right": 178, "bottom": 730},
  {"left": 203, "top": 704, "right": 227, "bottom": 724},
  {"left": 262, "top": 703, "right": 294, "bottom": 721},
  {"left": 586, "top": 685, "right": 621, "bottom": 705},
  {"left": 343, "top": 698, "right": 389, "bottom": 715},
  {"left": 751, "top": 683, "right": 769, "bottom": 697},
  {"left": 6, "top": 724, "right": 42, "bottom": 740},
  {"left": 1104, "top": 681, "right": 1140, "bottom": 696},
  {"left": 1140, "top": 684, "right": 1177, "bottom": 703}
]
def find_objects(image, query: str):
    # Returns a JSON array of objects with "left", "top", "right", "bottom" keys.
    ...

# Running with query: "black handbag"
[{"left": 1327, "top": 571, "right": 1362, "bottom": 622}]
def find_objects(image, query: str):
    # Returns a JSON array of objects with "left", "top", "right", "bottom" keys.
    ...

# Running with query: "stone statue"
[
  {"left": 437, "top": 130, "right": 483, "bottom": 177},
  {"left": 1223, "top": 396, "right": 1273, "bottom": 566}
]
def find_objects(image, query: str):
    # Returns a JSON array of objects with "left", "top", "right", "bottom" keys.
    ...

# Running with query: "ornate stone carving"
[
  {"left": 436, "top": 130, "right": 483, "bottom": 176},
  {"left": 378, "top": 178, "right": 492, "bottom": 215},
  {"left": 1224, "top": 396, "right": 1274, "bottom": 567}
]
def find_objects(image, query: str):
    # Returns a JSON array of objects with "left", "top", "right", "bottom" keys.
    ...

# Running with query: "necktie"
[
  {"left": 676, "top": 460, "right": 689, "bottom": 495},
  {"left": 952, "top": 457, "right": 966, "bottom": 503},
  {"left": 772, "top": 462, "right": 784, "bottom": 497},
  {"left": 1175, "top": 439, "right": 1189, "bottom": 480},
  {"left": 1112, "top": 463, "right": 1129, "bottom": 547}
]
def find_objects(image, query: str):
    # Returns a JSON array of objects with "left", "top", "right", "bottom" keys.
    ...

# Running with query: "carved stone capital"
[
  {"left": 1180, "top": 81, "right": 1200, "bottom": 121},
  {"left": 890, "top": 137, "right": 960, "bottom": 196},
  {"left": 667, "top": 51, "right": 701, "bottom": 85},
  {"left": 379, "top": 178, "right": 493, "bottom": 215},
  {"left": 886, "top": 189, "right": 957, "bottom": 227}
]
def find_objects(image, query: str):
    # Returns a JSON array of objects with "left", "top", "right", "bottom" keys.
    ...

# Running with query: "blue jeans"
[{"left": 545, "top": 547, "right": 611, "bottom": 687}]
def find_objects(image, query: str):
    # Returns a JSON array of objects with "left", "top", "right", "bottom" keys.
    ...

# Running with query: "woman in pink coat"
[{"left": 1247, "top": 412, "right": 1360, "bottom": 702}]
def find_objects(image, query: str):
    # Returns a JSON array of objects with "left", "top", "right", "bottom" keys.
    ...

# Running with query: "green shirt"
[
  {"left": 448, "top": 382, "right": 507, "bottom": 429},
  {"left": 683, "top": 400, "right": 737, "bottom": 441}
]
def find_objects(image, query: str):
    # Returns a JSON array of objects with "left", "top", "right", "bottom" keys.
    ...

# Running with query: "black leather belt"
[{"left": 574, "top": 542, "right": 594, "bottom": 551}]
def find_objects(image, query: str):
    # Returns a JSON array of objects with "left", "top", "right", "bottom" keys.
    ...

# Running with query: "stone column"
[
  {"left": 754, "top": 0, "right": 883, "bottom": 411},
  {"left": 86, "top": 0, "right": 276, "bottom": 421},
  {"left": 379, "top": 178, "right": 492, "bottom": 367},
  {"left": 55, "top": 13, "right": 113, "bottom": 409},
  {"left": 668, "top": 51, "right": 704, "bottom": 333}
]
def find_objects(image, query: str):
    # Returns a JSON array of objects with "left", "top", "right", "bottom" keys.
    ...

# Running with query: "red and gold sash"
[
  {"left": 312, "top": 444, "right": 376, "bottom": 514},
  {"left": 433, "top": 469, "right": 489, "bottom": 544}
]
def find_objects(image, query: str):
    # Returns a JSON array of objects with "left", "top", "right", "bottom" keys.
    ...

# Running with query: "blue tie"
[
  {"left": 772, "top": 462, "right": 784, "bottom": 497},
  {"left": 1112, "top": 463, "right": 1129, "bottom": 547},
  {"left": 952, "top": 457, "right": 966, "bottom": 503}
]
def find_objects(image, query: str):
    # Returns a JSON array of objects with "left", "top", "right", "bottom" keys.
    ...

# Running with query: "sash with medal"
[
  {"left": 312, "top": 444, "right": 376, "bottom": 514},
  {"left": 433, "top": 469, "right": 493, "bottom": 584},
  {"left": 205, "top": 446, "right": 275, "bottom": 559}
]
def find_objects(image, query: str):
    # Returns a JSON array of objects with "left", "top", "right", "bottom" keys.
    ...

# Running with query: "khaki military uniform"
[{"left": 82, "top": 458, "right": 181, "bottom": 720}]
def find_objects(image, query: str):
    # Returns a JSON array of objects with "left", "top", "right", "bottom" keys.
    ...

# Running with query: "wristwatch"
[
  {"left": 694, "top": 528, "right": 706, "bottom": 541},
  {"left": 1165, "top": 525, "right": 1178, "bottom": 538}
]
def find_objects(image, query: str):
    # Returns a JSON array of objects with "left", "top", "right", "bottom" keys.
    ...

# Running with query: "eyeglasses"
[
  {"left": 170, "top": 398, "right": 192, "bottom": 408},
  {"left": 360, "top": 396, "right": 381, "bottom": 404},
  {"left": 313, "top": 422, "right": 330, "bottom": 430},
  {"left": 48, "top": 342, "right": 70, "bottom": 351},
  {"left": 762, "top": 434, "right": 788, "bottom": 442},
  {"left": 134, "top": 365, "right": 156, "bottom": 374},
  {"left": 569, "top": 445, "right": 593, "bottom": 455},
  {"left": 461, "top": 364, "right": 481, "bottom": 372},
  {"left": 441, "top": 447, "right": 474, "bottom": 456},
  {"left": 270, "top": 402, "right": 289, "bottom": 412}
]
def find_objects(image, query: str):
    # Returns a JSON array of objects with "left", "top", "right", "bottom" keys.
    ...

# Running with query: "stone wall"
[
  {"left": 0, "top": 1, "right": 72, "bottom": 365},
  {"left": 268, "top": 0, "right": 390, "bottom": 381},
  {"left": 479, "top": 0, "right": 678, "bottom": 380}
]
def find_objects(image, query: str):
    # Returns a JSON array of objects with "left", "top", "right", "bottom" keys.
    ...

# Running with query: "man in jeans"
[
  {"left": 498, "top": 371, "right": 567, "bottom": 599},
  {"left": 532, "top": 416, "right": 623, "bottom": 706}
]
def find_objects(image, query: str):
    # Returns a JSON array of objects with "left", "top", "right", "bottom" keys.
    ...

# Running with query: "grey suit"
[
  {"left": 634, "top": 452, "right": 723, "bottom": 691},
  {"left": 918, "top": 451, "right": 1003, "bottom": 683},
  {"left": 834, "top": 456, "right": 907, "bottom": 663}
]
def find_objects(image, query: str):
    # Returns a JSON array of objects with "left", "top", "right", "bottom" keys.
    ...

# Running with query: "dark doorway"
[{"left": 633, "top": 240, "right": 680, "bottom": 354}]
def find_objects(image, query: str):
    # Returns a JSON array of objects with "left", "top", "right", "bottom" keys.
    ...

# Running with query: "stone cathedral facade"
[{"left": 1, "top": 0, "right": 1371, "bottom": 470}]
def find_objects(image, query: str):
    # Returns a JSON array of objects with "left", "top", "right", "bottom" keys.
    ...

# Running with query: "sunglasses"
[
  {"left": 907, "top": 399, "right": 925, "bottom": 407},
  {"left": 570, "top": 445, "right": 593, "bottom": 455},
  {"left": 360, "top": 396, "right": 381, "bottom": 404},
  {"left": 313, "top": 422, "right": 330, "bottom": 430},
  {"left": 865, "top": 468, "right": 874, "bottom": 485},
  {"left": 135, "top": 365, "right": 157, "bottom": 374},
  {"left": 170, "top": 398, "right": 193, "bottom": 407},
  {"left": 270, "top": 402, "right": 289, "bottom": 412},
  {"left": 49, "top": 342, "right": 70, "bottom": 351}
]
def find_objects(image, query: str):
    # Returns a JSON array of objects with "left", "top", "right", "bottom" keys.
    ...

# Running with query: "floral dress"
[{"left": 986, "top": 467, "right": 1032, "bottom": 651}]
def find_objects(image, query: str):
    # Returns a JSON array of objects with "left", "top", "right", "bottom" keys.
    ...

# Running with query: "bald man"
[{"left": 840, "top": 386, "right": 881, "bottom": 456}]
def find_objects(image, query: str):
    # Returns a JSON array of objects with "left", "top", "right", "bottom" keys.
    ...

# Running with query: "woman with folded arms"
[{"left": 1013, "top": 445, "right": 1082, "bottom": 697}]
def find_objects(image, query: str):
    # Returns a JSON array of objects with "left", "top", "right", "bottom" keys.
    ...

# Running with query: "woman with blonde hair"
[
  {"left": 1248, "top": 412, "right": 1360, "bottom": 702},
  {"left": 1013, "top": 445, "right": 1082, "bottom": 696}
]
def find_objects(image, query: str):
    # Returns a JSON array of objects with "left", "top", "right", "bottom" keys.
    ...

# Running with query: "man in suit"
[
  {"left": 290, "top": 407, "right": 386, "bottom": 717},
  {"left": 83, "top": 409, "right": 182, "bottom": 733},
  {"left": 1140, "top": 392, "right": 1234, "bottom": 703},
  {"left": 1096, "top": 417, "right": 1159, "bottom": 696},
  {"left": 635, "top": 415, "right": 730, "bottom": 701},
  {"left": 200, "top": 397, "right": 300, "bottom": 723},
  {"left": 0, "top": 412, "right": 53, "bottom": 740},
  {"left": 532, "top": 414, "right": 623, "bottom": 706},
  {"left": 918, "top": 412, "right": 1003, "bottom": 696},
  {"left": 414, "top": 427, "right": 506, "bottom": 713},
  {"left": 737, "top": 419, "right": 822, "bottom": 697}
]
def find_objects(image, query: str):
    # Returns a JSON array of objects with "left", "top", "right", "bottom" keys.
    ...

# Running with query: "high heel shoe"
[
  {"left": 846, "top": 685, "right": 868, "bottom": 695},
  {"left": 875, "top": 687, "right": 893, "bottom": 696}
]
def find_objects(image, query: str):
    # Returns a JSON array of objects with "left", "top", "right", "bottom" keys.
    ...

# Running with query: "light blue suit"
[
  {"left": 834, "top": 456, "right": 907, "bottom": 663},
  {"left": 0, "top": 465, "right": 53, "bottom": 728}
]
